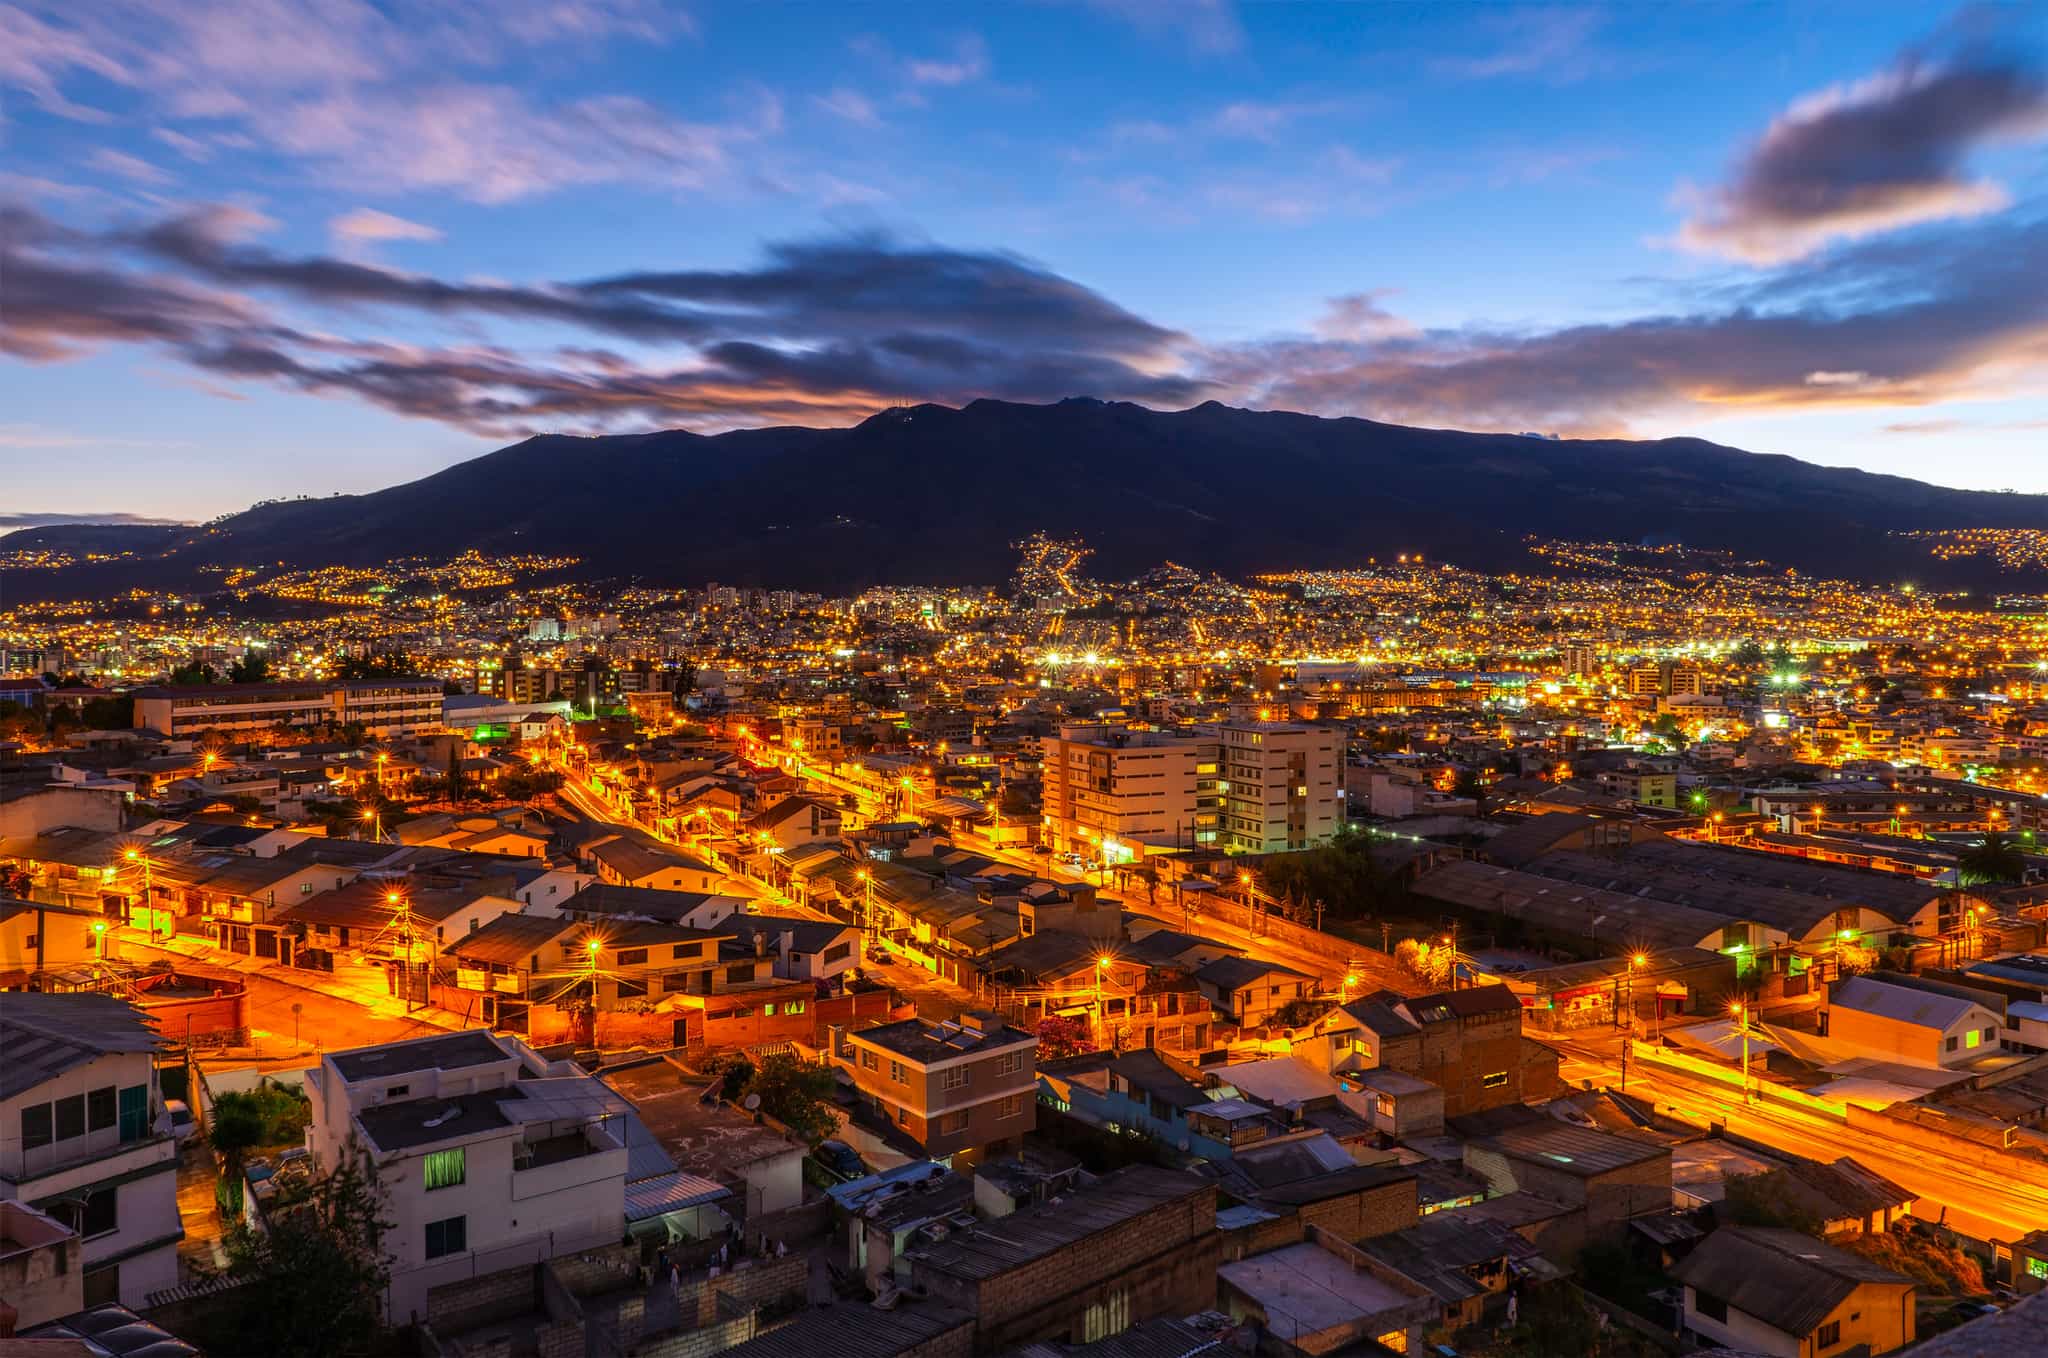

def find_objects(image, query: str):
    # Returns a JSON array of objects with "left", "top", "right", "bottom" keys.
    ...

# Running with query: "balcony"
[{"left": 509, "top": 1124, "right": 626, "bottom": 1201}]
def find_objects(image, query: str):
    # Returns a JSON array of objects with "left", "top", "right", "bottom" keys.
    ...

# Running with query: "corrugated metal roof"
[
  {"left": 2, "top": 993, "right": 162, "bottom": 1100},
  {"left": 623, "top": 1168, "right": 731, "bottom": 1222},
  {"left": 1672, "top": 1226, "right": 1911, "bottom": 1336}
]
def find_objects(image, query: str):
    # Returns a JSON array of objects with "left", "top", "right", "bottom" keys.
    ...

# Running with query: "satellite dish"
[{"left": 743, "top": 1093, "right": 762, "bottom": 1111}]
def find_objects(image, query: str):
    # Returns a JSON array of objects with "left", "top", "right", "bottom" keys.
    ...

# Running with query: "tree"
[
  {"left": 214, "top": 1153, "right": 393, "bottom": 1357},
  {"left": 206, "top": 1098, "right": 266, "bottom": 1180},
  {"left": 332, "top": 652, "right": 419, "bottom": 680},
  {"left": 226, "top": 651, "right": 272, "bottom": 684},
  {"left": 745, "top": 1054, "right": 839, "bottom": 1145},
  {"left": 168, "top": 660, "right": 218, "bottom": 686},
  {"left": 1958, "top": 831, "right": 2025, "bottom": 886},
  {"left": 1719, "top": 1171, "right": 1824, "bottom": 1234},
  {"left": 1035, "top": 1014, "right": 1095, "bottom": 1060}
]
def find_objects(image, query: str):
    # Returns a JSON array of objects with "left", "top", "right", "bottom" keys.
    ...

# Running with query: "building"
[
  {"left": 1674, "top": 1226, "right": 1916, "bottom": 1356},
  {"left": 1206, "top": 721, "right": 1343, "bottom": 855},
  {"left": 1821, "top": 974, "right": 2004, "bottom": 1069},
  {"left": 1457, "top": 1107, "right": 1672, "bottom": 1258},
  {"left": 131, "top": 678, "right": 443, "bottom": 739},
  {"left": 906, "top": 1164, "right": 1220, "bottom": 1352},
  {"left": 0, "top": 1200, "right": 83, "bottom": 1330},
  {"left": 1305, "top": 985, "right": 1561, "bottom": 1118},
  {"left": 0, "top": 993, "right": 180, "bottom": 1309},
  {"left": 303, "top": 1029, "right": 630, "bottom": 1322},
  {"left": 1039, "top": 724, "right": 1215, "bottom": 859},
  {"left": 1193, "top": 956, "right": 1313, "bottom": 1028},
  {"left": 831, "top": 1012, "right": 1037, "bottom": 1166}
]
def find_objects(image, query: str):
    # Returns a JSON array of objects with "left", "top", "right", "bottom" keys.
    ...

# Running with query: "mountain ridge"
[{"left": 7, "top": 399, "right": 2045, "bottom": 596}]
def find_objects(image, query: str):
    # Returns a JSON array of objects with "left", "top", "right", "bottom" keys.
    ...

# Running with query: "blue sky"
[{"left": 4, "top": 0, "right": 2046, "bottom": 525}]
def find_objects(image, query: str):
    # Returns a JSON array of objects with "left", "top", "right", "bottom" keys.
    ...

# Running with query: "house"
[
  {"left": 1456, "top": 1105, "right": 1673, "bottom": 1258},
  {"left": 303, "top": 1029, "right": 630, "bottom": 1323},
  {"left": 0, "top": 993, "right": 180, "bottom": 1309},
  {"left": 0, "top": 1200, "right": 83, "bottom": 1330},
  {"left": 1822, "top": 974, "right": 2005, "bottom": 1069},
  {"left": 1347, "top": 1068, "right": 1446, "bottom": 1138},
  {"left": 0, "top": 898, "right": 111, "bottom": 987},
  {"left": 1037, "top": 1048, "right": 1248, "bottom": 1160},
  {"left": 746, "top": 795, "right": 844, "bottom": 851},
  {"left": 582, "top": 831, "right": 725, "bottom": 894},
  {"left": 553, "top": 881, "right": 748, "bottom": 929},
  {"left": 717, "top": 913, "right": 861, "bottom": 985},
  {"left": 906, "top": 1164, "right": 1220, "bottom": 1352},
  {"left": 830, "top": 1012, "right": 1037, "bottom": 1167},
  {"left": 1674, "top": 1226, "right": 1916, "bottom": 1356},
  {"left": 1218, "top": 1233, "right": 1439, "bottom": 1356},
  {"left": 1305, "top": 984, "right": 1560, "bottom": 1118},
  {"left": 1194, "top": 955, "right": 1313, "bottom": 1027}
]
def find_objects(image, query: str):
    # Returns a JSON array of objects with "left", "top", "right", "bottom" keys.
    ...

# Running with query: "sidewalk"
[{"left": 117, "top": 927, "right": 466, "bottom": 1030}]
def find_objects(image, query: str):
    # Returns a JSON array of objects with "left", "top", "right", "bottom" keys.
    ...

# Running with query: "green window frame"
[{"left": 424, "top": 1147, "right": 466, "bottom": 1191}]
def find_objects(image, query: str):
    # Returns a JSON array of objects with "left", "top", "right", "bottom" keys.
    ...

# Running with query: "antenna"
[{"left": 743, "top": 1093, "right": 762, "bottom": 1112}]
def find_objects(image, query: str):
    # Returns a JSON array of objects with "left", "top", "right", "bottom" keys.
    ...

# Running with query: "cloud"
[
  {"left": 907, "top": 35, "right": 988, "bottom": 87},
  {"left": 1677, "top": 46, "right": 2048, "bottom": 263},
  {"left": 1313, "top": 291, "right": 1416, "bottom": 342},
  {"left": 329, "top": 208, "right": 443, "bottom": 246},
  {"left": 1204, "top": 214, "right": 2048, "bottom": 434},
  {"left": 1433, "top": 8, "right": 1609, "bottom": 82},
  {"left": 1, "top": 1, "right": 712, "bottom": 204},
  {"left": 87, "top": 149, "right": 171, "bottom": 185},
  {"left": 0, "top": 511, "right": 192, "bottom": 535},
  {"left": 6, "top": 203, "right": 1201, "bottom": 435},
  {"left": 813, "top": 87, "right": 882, "bottom": 127},
  {"left": 1883, "top": 416, "right": 2048, "bottom": 435},
  {"left": 1087, "top": 0, "right": 1242, "bottom": 55}
]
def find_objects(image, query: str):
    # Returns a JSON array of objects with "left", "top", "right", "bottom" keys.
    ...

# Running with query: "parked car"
[
  {"left": 164, "top": 1099, "right": 197, "bottom": 1143},
  {"left": 811, "top": 1139, "right": 865, "bottom": 1180}
]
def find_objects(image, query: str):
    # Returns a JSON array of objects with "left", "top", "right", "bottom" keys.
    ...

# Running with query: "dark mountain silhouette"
[{"left": 9, "top": 399, "right": 2046, "bottom": 596}]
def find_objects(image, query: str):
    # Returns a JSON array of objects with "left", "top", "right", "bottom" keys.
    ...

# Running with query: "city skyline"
[{"left": 5, "top": 0, "right": 2048, "bottom": 525}]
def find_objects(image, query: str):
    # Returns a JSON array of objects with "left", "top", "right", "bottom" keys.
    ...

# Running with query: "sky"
[{"left": 3, "top": 0, "right": 2047, "bottom": 526}]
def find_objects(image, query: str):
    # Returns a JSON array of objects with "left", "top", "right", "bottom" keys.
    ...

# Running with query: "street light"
[{"left": 1729, "top": 1000, "right": 1755, "bottom": 1103}]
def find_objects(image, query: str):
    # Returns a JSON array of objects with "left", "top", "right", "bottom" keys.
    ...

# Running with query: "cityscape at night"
[{"left": 3, "top": 3, "right": 2048, "bottom": 1357}]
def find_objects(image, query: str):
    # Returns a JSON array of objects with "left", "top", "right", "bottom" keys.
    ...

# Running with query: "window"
[
  {"left": 662, "top": 972, "right": 696, "bottom": 993},
  {"left": 997, "top": 1094, "right": 1023, "bottom": 1119},
  {"left": 942, "top": 1066, "right": 969, "bottom": 1091},
  {"left": 2028, "top": 1255, "right": 2048, "bottom": 1280},
  {"left": 1376, "top": 1094, "right": 1395, "bottom": 1118},
  {"left": 1816, "top": 1320, "right": 1841, "bottom": 1349},
  {"left": 54, "top": 1094, "right": 85, "bottom": 1142},
  {"left": 823, "top": 941, "right": 852, "bottom": 964},
  {"left": 671, "top": 943, "right": 701, "bottom": 960},
  {"left": 763, "top": 1003, "right": 778, "bottom": 1017},
  {"left": 889, "top": 1060, "right": 907, "bottom": 1084},
  {"left": 727, "top": 964, "right": 756, "bottom": 984},
  {"left": 117, "top": 1086, "right": 146, "bottom": 1141},
  {"left": 942, "top": 1111, "right": 969, "bottom": 1134},
  {"left": 424, "top": 1148, "right": 465, "bottom": 1190},
  {"left": 80, "top": 1188, "right": 118, "bottom": 1239},
  {"left": 1946, "top": 1036, "right": 1959, "bottom": 1052},
  {"left": 895, "top": 1104, "right": 909, "bottom": 1126},
  {"left": 87, "top": 1086, "right": 116, "bottom": 1132},
  {"left": 22, "top": 1103, "right": 52, "bottom": 1151},
  {"left": 616, "top": 977, "right": 648, "bottom": 999},
  {"left": 860, "top": 1049, "right": 878, "bottom": 1071},
  {"left": 424, "top": 1216, "right": 467, "bottom": 1259},
  {"left": 1693, "top": 1289, "right": 1728, "bottom": 1323},
  {"left": 1966, "top": 1029, "right": 1981, "bottom": 1049},
  {"left": 387, "top": 1085, "right": 410, "bottom": 1100},
  {"left": 618, "top": 947, "right": 648, "bottom": 966},
  {"left": 1481, "top": 1071, "right": 1509, "bottom": 1090}
]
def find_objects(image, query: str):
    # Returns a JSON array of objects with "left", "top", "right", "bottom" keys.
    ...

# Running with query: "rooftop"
[
  {"left": 719, "top": 1299, "right": 973, "bottom": 1358},
  {"left": 329, "top": 1029, "right": 514, "bottom": 1085},
  {"left": 908, "top": 1164, "right": 1209, "bottom": 1282},
  {"left": 355, "top": 1088, "right": 519, "bottom": 1153},
  {"left": 1, "top": 992, "right": 162, "bottom": 1101},
  {"left": 848, "top": 1012, "right": 1033, "bottom": 1064},
  {"left": 1218, "top": 1241, "right": 1419, "bottom": 1338},
  {"left": 600, "top": 1058, "right": 805, "bottom": 1177},
  {"left": 1672, "top": 1226, "right": 1914, "bottom": 1336}
]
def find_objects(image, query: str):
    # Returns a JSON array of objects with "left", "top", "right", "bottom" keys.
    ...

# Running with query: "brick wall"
[
  {"left": 917, "top": 1186, "right": 1221, "bottom": 1351},
  {"left": 1296, "top": 1178, "right": 1418, "bottom": 1242},
  {"left": 425, "top": 1263, "right": 538, "bottom": 1335}
]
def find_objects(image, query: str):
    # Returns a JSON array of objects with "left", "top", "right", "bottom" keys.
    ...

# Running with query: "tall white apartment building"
[
  {"left": 1206, "top": 722, "right": 1344, "bottom": 855},
  {"left": 304, "top": 1030, "right": 630, "bottom": 1323},
  {"left": 1038, "top": 724, "right": 1217, "bottom": 859}
]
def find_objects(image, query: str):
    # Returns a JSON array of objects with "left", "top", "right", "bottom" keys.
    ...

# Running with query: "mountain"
[{"left": 11, "top": 399, "right": 2048, "bottom": 598}]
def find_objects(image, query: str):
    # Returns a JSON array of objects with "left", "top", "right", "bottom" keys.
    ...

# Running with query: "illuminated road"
[{"left": 1550, "top": 1035, "right": 2048, "bottom": 1241}]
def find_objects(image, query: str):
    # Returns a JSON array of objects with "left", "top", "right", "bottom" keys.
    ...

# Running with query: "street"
[{"left": 1545, "top": 1031, "right": 2048, "bottom": 1242}]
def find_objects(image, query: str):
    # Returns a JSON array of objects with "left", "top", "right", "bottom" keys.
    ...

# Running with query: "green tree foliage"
[
  {"left": 206, "top": 1100, "right": 266, "bottom": 1178},
  {"left": 168, "top": 660, "right": 218, "bottom": 685},
  {"left": 0, "top": 701, "right": 43, "bottom": 742},
  {"left": 1718, "top": 1171, "right": 1824, "bottom": 1234},
  {"left": 226, "top": 651, "right": 272, "bottom": 684},
  {"left": 745, "top": 1054, "right": 839, "bottom": 1145},
  {"left": 1958, "top": 831, "right": 2026, "bottom": 886},
  {"left": 216, "top": 1153, "right": 393, "bottom": 1357},
  {"left": 1035, "top": 1014, "right": 1095, "bottom": 1060},
  {"left": 1259, "top": 829, "right": 1405, "bottom": 920}
]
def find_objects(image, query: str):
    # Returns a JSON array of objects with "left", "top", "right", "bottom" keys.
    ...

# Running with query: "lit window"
[
  {"left": 1481, "top": 1071, "right": 1509, "bottom": 1089},
  {"left": 424, "top": 1148, "right": 465, "bottom": 1191},
  {"left": 1966, "top": 1029, "right": 1981, "bottom": 1049}
]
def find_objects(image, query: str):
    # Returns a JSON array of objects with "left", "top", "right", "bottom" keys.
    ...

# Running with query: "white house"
[
  {"left": 719, "top": 914, "right": 860, "bottom": 985},
  {"left": 0, "top": 993, "right": 181, "bottom": 1310},
  {"left": 303, "top": 1029, "right": 630, "bottom": 1323},
  {"left": 1821, "top": 975, "right": 2004, "bottom": 1070}
]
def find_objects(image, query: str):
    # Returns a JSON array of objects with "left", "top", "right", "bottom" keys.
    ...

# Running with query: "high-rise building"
[
  {"left": 1039, "top": 723, "right": 1216, "bottom": 858},
  {"left": 1562, "top": 645, "right": 1598, "bottom": 676},
  {"left": 1208, "top": 721, "right": 1343, "bottom": 854}
]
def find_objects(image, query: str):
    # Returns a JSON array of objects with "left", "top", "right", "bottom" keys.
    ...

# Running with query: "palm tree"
[{"left": 1958, "top": 831, "right": 2026, "bottom": 886}]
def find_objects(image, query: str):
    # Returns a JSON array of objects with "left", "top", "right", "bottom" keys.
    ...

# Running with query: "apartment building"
[
  {"left": 1039, "top": 724, "right": 1216, "bottom": 858},
  {"left": 131, "top": 678, "right": 443, "bottom": 739},
  {"left": 1205, "top": 721, "right": 1342, "bottom": 854},
  {"left": 1307, "top": 984, "right": 1561, "bottom": 1118},
  {"left": 832, "top": 1012, "right": 1037, "bottom": 1166},
  {"left": 1, "top": 994, "right": 180, "bottom": 1310},
  {"left": 304, "top": 1029, "right": 629, "bottom": 1322}
]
